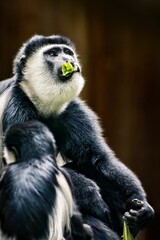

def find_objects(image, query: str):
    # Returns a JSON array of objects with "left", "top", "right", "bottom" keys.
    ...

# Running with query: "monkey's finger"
[
  {"left": 129, "top": 207, "right": 146, "bottom": 218},
  {"left": 123, "top": 212, "right": 138, "bottom": 226}
]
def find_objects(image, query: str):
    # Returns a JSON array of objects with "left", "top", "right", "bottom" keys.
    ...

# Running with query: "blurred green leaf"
[{"left": 122, "top": 221, "right": 134, "bottom": 240}]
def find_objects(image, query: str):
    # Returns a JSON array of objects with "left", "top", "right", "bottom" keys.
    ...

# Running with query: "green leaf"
[
  {"left": 122, "top": 221, "right": 134, "bottom": 240},
  {"left": 62, "top": 61, "right": 77, "bottom": 77}
]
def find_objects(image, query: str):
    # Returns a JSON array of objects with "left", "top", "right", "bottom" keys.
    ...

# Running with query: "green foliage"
[{"left": 122, "top": 221, "right": 134, "bottom": 240}]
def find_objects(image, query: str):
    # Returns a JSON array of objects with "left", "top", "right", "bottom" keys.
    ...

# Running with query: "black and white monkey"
[
  {"left": 0, "top": 35, "right": 154, "bottom": 238},
  {"left": 0, "top": 121, "right": 93, "bottom": 240}
]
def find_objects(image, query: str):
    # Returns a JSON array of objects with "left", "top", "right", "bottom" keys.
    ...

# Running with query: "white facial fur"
[{"left": 20, "top": 44, "right": 85, "bottom": 116}]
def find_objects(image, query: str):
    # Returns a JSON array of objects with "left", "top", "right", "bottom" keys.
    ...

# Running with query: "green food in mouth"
[{"left": 62, "top": 61, "right": 77, "bottom": 77}]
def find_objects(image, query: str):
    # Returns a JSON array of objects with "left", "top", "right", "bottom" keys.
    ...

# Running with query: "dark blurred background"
[{"left": 0, "top": 0, "right": 159, "bottom": 239}]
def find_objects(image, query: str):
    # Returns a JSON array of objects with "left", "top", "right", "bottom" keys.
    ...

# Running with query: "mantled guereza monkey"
[
  {"left": 0, "top": 121, "right": 93, "bottom": 240},
  {"left": 0, "top": 35, "right": 154, "bottom": 238}
]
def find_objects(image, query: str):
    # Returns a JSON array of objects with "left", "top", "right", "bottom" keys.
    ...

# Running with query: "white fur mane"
[
  {"left": 0, "top": 87, "right": 13, "bottom": 162},
  {"left": 48, "top": 172, "right": 73, "bottom": 240},
  {"left": 20, "top": 44, "right": 85, "bottom": 116}
]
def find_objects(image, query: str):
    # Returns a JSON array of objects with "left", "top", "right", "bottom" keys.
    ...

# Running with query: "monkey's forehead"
[
  {"left": 31, "top": 44, "right": 76, "bottom": 55},
  {"left": 14, "top": 35, "right": 75, "bottom": 64},
  {"left": 23, "top": 35, "right": 74, "bottom": 54}
]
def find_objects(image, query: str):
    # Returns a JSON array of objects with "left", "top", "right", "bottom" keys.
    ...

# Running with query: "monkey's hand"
[{"left": 123, "top": 199, "right": 154, "bottom": 237}]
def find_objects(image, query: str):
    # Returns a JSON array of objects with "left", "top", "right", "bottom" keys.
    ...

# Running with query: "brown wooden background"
[{"left": 0, "top": 0, "right": 160, "bottom": 239}]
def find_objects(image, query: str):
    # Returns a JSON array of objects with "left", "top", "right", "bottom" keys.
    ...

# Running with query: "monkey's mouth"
[{"left": 58, "top": 64, "right": 80, "bottom": 82}]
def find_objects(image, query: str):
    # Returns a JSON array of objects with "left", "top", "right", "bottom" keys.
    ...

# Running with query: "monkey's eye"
[
  {"left": 63, "top": 47, "right": 74, "bottom": 56},
  {"left": 47, "top": 50, "right": 58, "bottom": 57},
  {"left": 45, "top": 47, "right": 61, "bottom": 57}
]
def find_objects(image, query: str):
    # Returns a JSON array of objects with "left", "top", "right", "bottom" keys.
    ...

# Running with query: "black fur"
[
  {"left": 0, "top": 35, "right": 154, "bottom": 239},
  {"left": 64, "top": 168, "right": 120, "bottom": 239},
  {"left": 83, "top": 216, "right": 120, "bottom": 240},
  {"left": 64, "top": 168, "right": 111, "bottom": 224},
  {"left": 0, "top": 121, "right": 92, "bottom": 240}
]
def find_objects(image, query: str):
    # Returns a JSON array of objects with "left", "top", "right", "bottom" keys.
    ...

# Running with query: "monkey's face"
[
  {"left": 20, "top": 44, "right": 85, "bottom": 114},
  {"left": 43, "top": 45, "right": 81, "bottom": 81}
]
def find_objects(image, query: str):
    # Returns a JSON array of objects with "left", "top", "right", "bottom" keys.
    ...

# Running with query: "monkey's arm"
[
  {"left": 63, "top": 167, "right": 111, "bottom": 225},
  {"left": 49, "top": 98, "right": 154, "bottom": 237},
  {"left": 2, "top": 87, "right": 39, "bottom": 133},
  {"left": 0, "top": 78, "right": 15, "bottom": 96}
]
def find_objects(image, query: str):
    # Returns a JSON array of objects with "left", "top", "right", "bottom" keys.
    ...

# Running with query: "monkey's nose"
[
  {"left": 70, "top": 61, "right": 75, "bottom": 68},
  {"left": 63, "top": 57, "right": 74, "bottom": 65}
]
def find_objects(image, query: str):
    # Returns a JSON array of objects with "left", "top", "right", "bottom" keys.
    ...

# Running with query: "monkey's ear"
[
  {"left": 2, "top": 157, "right": 7, "bottom": 166},
  {"left": 19, "top": 55, "right": 26, "bottom": 75},
  {"left": 10, "top": 146, "right": 19, "bottom": 161},
  {"left": 19, "top": 55, "right": 26, "bottom": 64},
  {"left": 3, "top": 146, "right": 18, "bottom": 165}
]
